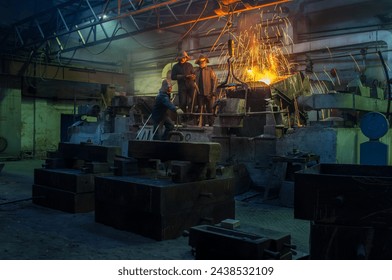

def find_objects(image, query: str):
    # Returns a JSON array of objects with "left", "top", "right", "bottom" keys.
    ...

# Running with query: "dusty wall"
[
  {"left": 276, "top": 126, "right": 392, "bottom": 164},
  {"left": 21, "top": 99, "right": 75, "bottom": 158}
]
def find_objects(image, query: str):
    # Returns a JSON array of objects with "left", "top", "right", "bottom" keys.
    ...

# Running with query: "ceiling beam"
[
  {"left": 0, "top": 0, "right": 292, "bottom": 61},
  {"left": 160, "top": 0, "right": 292, "bottom": 30}
]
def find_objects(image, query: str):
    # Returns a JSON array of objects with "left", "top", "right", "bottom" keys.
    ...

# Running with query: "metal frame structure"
[{"left": 0, "top": 0, "right": 291, "bottom": 58}]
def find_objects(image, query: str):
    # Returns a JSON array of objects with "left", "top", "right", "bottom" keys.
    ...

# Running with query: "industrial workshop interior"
[{"left": 1, "top": 0, "right": 392, "bottom": 260}]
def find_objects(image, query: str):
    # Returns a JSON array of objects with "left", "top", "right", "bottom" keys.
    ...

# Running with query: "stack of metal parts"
[
  {"left": 295, "top": 163, "right": 392, "bottom": 259},
  {"left": 188, "top": 224, "right": 293, "bottom": 260},
  {"left": 32, "top": 142, "right": 121, "bottom": 213},
  {"left": 94, "top": 140, "right": 235, "bottom": 241}
]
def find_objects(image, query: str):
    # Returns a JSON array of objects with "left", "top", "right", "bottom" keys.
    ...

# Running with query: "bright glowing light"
[
  {"left": 257, "top": 70, "right": 277, "bottom": 85},
  {"left": 245, "top": 68, "right": 278, "bottom": 85},
  {"left": 215, "top": 9, "right": 294, "bottom": 86},
  {"left": 259, "top": 77, "right": 271, "bottom": 85}
]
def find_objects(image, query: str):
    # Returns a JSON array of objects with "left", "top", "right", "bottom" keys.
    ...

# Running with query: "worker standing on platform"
[
  {"left": 171, "top": 50, "right": 195, "bottom": 115},
  {"left": 194, "top": 54, "right": 217, "bottom": 126},
  {"left": 151, "top": 79, "right": 184, "bottom": 140}
]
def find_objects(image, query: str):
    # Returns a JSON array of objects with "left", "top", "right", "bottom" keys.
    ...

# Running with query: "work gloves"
[
  {"left": 176, "top": 74, "right": 195, "bottom": 81},
  {"left": 176, "top": 108, "right": 184, "bottom": 115},
  {"left": 186, "top": 74, "right": 196, "bottom": 80}
]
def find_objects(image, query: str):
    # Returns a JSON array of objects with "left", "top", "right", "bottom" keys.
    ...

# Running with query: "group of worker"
[{"left": 152, "top": 50, "right": 218, "bottom": 140}]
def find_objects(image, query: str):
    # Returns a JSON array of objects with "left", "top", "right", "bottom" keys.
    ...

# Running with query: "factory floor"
[{"left": 0, "top": 159, "right": 310, "bottom": 260}]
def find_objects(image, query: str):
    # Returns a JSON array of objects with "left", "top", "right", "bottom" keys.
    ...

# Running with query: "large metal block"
[
  {"left": 58, "top": 142, "right": 121, "bottom": 164},
  {"left": 42, "top": 158, "right": 71, "bottom": 169},
  {"left": 128, "top": 140, "right": 221, "bottom": 163},
  {"left": 294, "top": 163, "right": 392, "bottom": 225},
  {"left": 94, "top": 176, "right": 235, "bottom": 240},
  {"left": 171, "top": 161, "right": 216, "bottom": 182},
  {"left": 95, "top": 199, "right": 234, "bottom": 240},
  {"left": 81, "top": 162, "right": 111, "bottom": 174},
  {"left": 188, "top": 225, "right": 292, "bottom": 260},
  {"left": 95, "top": 176, "right": 234, "bottom": 215},
  {"left": 113, "top": 157, "right": 139, "bottom": 176},
  {"left": 32, "top": 184, "right": 94, "bottom": 213},
  {"left": 34, "top": 168, "right": 95, "bottom": 193}
]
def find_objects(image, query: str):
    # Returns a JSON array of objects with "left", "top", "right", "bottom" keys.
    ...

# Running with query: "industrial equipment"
[
  {"left": 35, "top": 135, "right": 235, "bottom": 241},
  {"left": 94, "top": 140, "right": 235, "bottom": 240},
  {"left": 214, "top": 72, "right": 310, "bottom": 137},
  {"left": 295, "top": 163, "right": 392, "bottom": 259},
  {"left": 65, "top": 52, "right": 392, "bottom": 202},
  {"left": 189, "top": 224, "right": 293, "bottom": 260},
  {"left": 33, "top": 142, "right": 121, "bottom": 213}
]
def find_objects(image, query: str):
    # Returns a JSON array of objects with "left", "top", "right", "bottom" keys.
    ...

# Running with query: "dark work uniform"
[
  {"left": 151, "top": 90, "right": 177, "bottom": 140},
  {"left": 194, "top": 66, "right": 217, "bottom": 126},
  {"left": 171, "top": 61, "right": 195, "bottom": 112}
]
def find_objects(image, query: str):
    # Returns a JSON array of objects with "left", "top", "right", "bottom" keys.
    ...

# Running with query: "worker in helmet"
[
  {"left": 171, "top": 50, "right": 195, "bottom": 116},
  {"left": 151, "top": 79, "right": 184, "bottom": 140},
  {"left": 194, "top": 54, "right": 217, "bottom": 126}
]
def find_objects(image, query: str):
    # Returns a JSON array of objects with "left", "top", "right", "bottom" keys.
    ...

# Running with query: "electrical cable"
[
  {"left": 115, "top": 25, "right": 177, "bottom": 50},
  {"left": 177, "top": 0, "right": 209, "bottom": 42},
  {"left": 83, "top": 24, "right": 125, "bottom": 56},
  {"left": 57, "top": 49, "right": 78, "bottom": 66}
]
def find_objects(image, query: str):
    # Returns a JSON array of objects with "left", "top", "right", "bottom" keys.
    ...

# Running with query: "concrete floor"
[{"left": 0, "top": 159, "right": 309, "bottom": 260}]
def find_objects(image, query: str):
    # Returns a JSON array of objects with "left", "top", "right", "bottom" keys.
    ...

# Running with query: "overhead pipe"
[
  {"left": 285, "top": 30, "right": 392, "bottom": 125},
  {"left": 285, "top": 30, "right": 392, "bottom": 77}
]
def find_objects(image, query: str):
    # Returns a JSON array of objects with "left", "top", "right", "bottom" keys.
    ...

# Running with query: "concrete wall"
[
  {"left": 21, "top": 99, "right": 75, "bottom": 158},
  {"left": 276, "top": 126, "right": 338, "bottom": 163},
  {"left": 276, "top": 126, "right": 392, "bottom": 165},
  {"left": 133, "top": 69, "right": 163, "bottom": 96},
  {"left": 0, "top": 88, "right": 21, "bottom": 158},
  {"left": 335, "top": 128, "right": 359, "bottom": 164}
]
